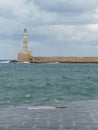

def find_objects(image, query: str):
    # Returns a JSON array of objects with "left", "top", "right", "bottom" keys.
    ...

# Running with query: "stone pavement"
[{"left": 0, "top": 100, "right": 98, "bottom": 130}]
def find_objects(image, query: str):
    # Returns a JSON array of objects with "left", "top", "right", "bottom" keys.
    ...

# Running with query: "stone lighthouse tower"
[
  {"left": 23, "top": 28, "right": 28, "bottom": 52},
  {"left": 17, "top": 29, "right": 32, "bottom": 62}
]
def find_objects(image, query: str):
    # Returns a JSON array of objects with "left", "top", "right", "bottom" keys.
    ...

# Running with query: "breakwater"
[
  {"left": 17, "top": 56, "right": 98, "bottom": 63},
  {"left": 16, "top": 52, "right": 98, "bottom": 63}
]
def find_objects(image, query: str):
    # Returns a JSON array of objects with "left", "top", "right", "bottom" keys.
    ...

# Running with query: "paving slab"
[{"left": 0, "top": 100, "right": 98, "bottom": 130}]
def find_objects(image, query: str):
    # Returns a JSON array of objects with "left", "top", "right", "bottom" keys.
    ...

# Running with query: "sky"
[{"left": 1, "top": 0, "right": 98, "bottom": 59}]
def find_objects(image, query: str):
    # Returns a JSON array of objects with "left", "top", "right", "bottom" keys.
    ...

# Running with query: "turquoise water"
[{"left": 0, "top": 61, "right": 98, "bottom": 105}]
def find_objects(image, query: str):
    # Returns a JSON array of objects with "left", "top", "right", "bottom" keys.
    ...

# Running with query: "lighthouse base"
[{"left": 17, "top": 50, "right": 32, "bottom": 62}]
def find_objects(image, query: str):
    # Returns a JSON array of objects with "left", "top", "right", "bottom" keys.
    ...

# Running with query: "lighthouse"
[
  {"left": 17, "top": 29, "right": 32, "bottom": 61},
  {"left": 23, "top": 28, "right": 28, "bottom": 52}
]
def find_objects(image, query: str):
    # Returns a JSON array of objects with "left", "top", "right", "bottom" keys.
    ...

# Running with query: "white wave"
[
  {"left": 23, "top": 61, "right": 30, "bottom": 64},
  {"left": 0, "top": 60, "right": 10, "bottom": 63},
  {"left": 28, "top": 106, "right": 56, "bottom": 110},
  {"left": 46, "top": 62, "right": 60, "bottom": 64},
  {"left": 20, "top": 61, "right": 30, "bottom": 64},
  {"left": 25, "top": 94, "right": 30, "bottom": 98},
  {"left": 18, "top": 61, "right": 30, "bottom": 64}
]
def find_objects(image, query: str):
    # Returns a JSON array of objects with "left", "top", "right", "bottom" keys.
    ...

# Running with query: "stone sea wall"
[
  {"left": 17, "top": 52, "right": 98, "bottom": 63},
  {"left": 31, "top": 57, "right": 98, "bottom": 63}
]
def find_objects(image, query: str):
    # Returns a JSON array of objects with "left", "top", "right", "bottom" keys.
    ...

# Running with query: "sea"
[{"left": 0, "top": 60, "right": 98, "bottom": 105}]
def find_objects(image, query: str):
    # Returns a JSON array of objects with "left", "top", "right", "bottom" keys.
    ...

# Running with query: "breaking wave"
[
  {"left": 0, "top": 60, "right": 10, "bottom": 63},
  {"left": 20, "top": 61, "right": 30, "bottom": 64}
]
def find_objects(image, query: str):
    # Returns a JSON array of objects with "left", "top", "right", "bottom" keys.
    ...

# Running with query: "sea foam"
[{"left": 0, "top": 60, "right": 10, "bottom": 63}]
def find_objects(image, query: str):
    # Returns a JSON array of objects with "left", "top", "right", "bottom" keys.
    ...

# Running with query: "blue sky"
[{"left": 0, "top": 0, "right": 98, "bottom": 59}]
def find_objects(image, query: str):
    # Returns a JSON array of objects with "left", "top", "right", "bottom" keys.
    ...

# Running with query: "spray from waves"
[
  {"left": 43, "top": 62, "right": 60, "bottom": 64},
  {"left": 23, "top": 61, "right": 30, "bottom": 64},
  {"left": 0, "top": 60, "right": 10, "bottom": 63},
  {"left": 19, "top": 61, "right": 30, "bottom": 64},
  {"left": 0, "top": 60, "right": 31, "bottom": 64}
]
